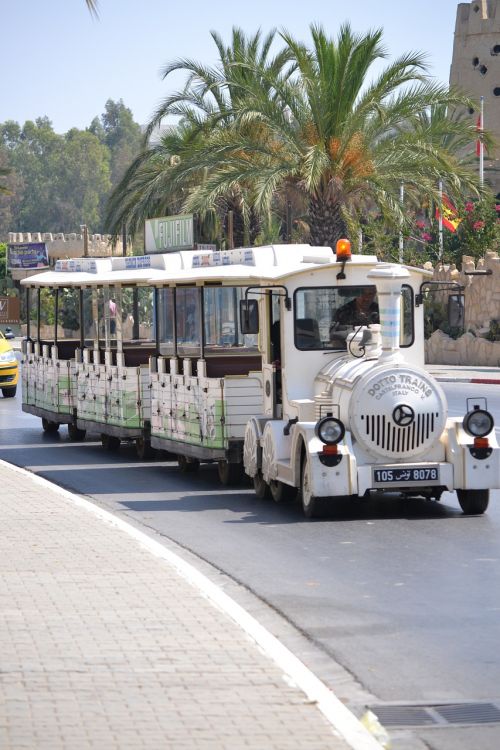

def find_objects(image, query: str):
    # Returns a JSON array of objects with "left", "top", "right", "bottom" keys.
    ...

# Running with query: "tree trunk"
[{"left": 308, "top": 194, "right": 347, "bottom": 248}]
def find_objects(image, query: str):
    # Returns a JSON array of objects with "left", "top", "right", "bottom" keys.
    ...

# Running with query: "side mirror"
[{"left": 240, "top": 299, "right": 259, "bottom": 334}]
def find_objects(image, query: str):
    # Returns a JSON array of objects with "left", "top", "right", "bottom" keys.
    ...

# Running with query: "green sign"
[{"left": 145, "top": 214, "right": 194, "bottom": 253}]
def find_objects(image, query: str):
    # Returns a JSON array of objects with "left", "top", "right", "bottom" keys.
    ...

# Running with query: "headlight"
[
  {"left": 463, "top": 408, "right": 494, "bottom": 438},
  {"left": 315, "top": 416, "right": 345, "bottom": 445},
  {"left": 0, "top": 351, "right": 16, "bottom": 364}
]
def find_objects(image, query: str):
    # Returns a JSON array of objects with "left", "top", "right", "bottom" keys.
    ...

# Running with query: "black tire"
[
  {"left": 101, "top": 433, "right": 120, "bottom": 452},
  {"left": 253, "top": 471, "right": 271, "bottom": 500},
  {"left": 269, "top": 478, "right": 297, "bottom": 503},
  {"left": 217, "top": 460, "right": 243, "bottom": 486},
  {"left": 2, "top": 386, "right": 16, "bottom": 398},
  {"left": 136, "top": 437, "right": 155, "bottom": 460},
  {"left": 300, "top": 456, "right": 323, "bottom": 519},
  {"left": 42, "top": 417, "right": 60, "bottom": 433},
  {"left": 177, "top": 455, "right": 200, "bottom": 473},
  {"left": 68, "top": 422, "right": 86, "bottom": 441},
  {"left": 457, "top": 489, "right": 489, "bottom": 515}
]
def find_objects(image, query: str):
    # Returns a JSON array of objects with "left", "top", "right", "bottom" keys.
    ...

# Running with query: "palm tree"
[
  {"left": 181, "top": 23, "right": 481, "bottom": 247},
  {"left": 140, "top": 28, "right": 294, "bottom": 247},
  {"left": 85, "top": 0, "right": 98, "bottom": 17}
]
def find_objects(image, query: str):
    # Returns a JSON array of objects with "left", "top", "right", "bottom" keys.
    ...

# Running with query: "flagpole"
[
  {"left": 438, "top": 180, "right": 443, "bottom": 260},
  {"left": 479, "top": 95, "right": 484, "bottom": 186},
  {"left": 399, "top": 181, "right": 404, "bottom": 263}
]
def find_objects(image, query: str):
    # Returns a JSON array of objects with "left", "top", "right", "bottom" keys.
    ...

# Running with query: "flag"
[
  {"left": 476, "top": 114, "right": 482, "bottom": 157},
  {"left": 435, "top": 195, "right": 462, "bottom": 233}
]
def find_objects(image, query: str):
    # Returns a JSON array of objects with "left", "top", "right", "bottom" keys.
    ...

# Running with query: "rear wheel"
[
  {"left": 217, "top": 460, "right": 243, "bottom": 486},
  {"left": 457, "top": 489, "right": 489, "bottom": 515},
  {"left": 2, "top": 386, "right": 16, "bottom": 398},
  {"left": 253, "top": 471, "right": 271, "bottom": 499},
  {"left": 42, "top": 417, "right": 59, "bottom": 433},
  {"left": 269, "top": 479, "right": 297, "bottom": 503},
  {"left": 68, "top": 422, "right": 86, "bottom": 441},
  {"left": 178, "top": 455, "right": 200, "bottom": 473},
  {"left": 301, "top": 457, "right": 323, "bottom": 519},
  {"left": 101, "top": 433, "right": 120, "bottom": 452}
]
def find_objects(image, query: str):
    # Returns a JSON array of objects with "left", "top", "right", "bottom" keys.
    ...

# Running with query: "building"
[{"left": 450, "top": 0, "right": 500, "bottom": 193}]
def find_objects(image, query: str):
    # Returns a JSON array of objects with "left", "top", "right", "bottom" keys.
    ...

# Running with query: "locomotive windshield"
[{"left": 294, "top": 285, "right": 413, "bottom": 350}]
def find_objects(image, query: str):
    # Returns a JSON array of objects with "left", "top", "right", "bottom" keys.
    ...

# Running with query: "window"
[
  {"left": 480, "top": 65, "right": 488, "bottom": 75},
  {"left": 294, "top": 285, "right": 413, "bottom": 351},
  {"left": 491, "top": 44, "right": 500, "bottom": 55},
  {"left": 203, "top": 286, "right": 258, "bottom": 351},
  {"left": 176, "top": 287, "right": 201, "bottom": 355},
  {"left": 472, "top": 57, "right": 479, "bottom": 67},
  {"left": 157, "top": 287, "right": 174, "bottom": 355},
  {"left": 494, "top": 87, "right": 500, "bottom": 96}
]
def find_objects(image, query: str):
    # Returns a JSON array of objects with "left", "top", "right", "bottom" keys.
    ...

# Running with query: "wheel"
[
  {"left": 217, "top": 460, "right": 243, "bottom": 486},
  {"left": 68, "top": 422, "right": 86, "bottom": 441},
  {"left": 2, "top": 386, "right": 16, "bottom": 398},
  {"left": 269, "top": 478, "right": 297, "bottom": 503},
  {"left": 253, "top": 471, "right": 271, "bottom": 499},
  {"left": 136, "top": 437, "right": 155, "bottom": 460},
  {"left": 177, "top": 455, "right": 200, "bottom": 473},
  {"left": 457, "top": 489, "right": 489, "bottom": 515},
  {"left": 101, "top": 433, "right": 120, "bottom": 451},
  {"left": 300, "top": 456, "right": 323, "bottom": 519},
  {"left": 42, "top": 417, "right": 60, "bottom": 433}
]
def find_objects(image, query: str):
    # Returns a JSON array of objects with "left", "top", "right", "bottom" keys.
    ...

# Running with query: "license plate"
[{"left": 373, "top": 466, "right": 440, "bottom": 485}]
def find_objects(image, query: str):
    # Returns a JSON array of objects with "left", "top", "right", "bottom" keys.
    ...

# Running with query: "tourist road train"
[{"left": 20, "top": 241, "right": 499, "bottom": 517}]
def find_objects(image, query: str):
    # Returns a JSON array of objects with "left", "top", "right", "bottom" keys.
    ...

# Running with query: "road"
[{"left": 1, "top": 378, "right": 500, "bottom": 750}]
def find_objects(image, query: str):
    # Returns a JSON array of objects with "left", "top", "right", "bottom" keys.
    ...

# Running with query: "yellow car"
[{"left": 0, "top": 331, "right": 18, "bottom": 398}]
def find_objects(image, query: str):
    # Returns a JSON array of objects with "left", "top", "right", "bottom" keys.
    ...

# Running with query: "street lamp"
[{"left": 80, "top": 224, "right": 88, "bottom": 257}]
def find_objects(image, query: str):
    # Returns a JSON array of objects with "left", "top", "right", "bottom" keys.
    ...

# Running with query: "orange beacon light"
[{"left": 336, "top": 238, "right": 351, "bottom": 261}]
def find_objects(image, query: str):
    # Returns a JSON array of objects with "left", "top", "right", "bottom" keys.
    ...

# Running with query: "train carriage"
[{"left": 21, "top": 242, "right": 500, "bottom": 517}]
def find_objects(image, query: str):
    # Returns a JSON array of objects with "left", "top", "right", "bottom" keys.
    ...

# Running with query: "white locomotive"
[{"left": 21, "top": 241, "right": 499, "bottom": 517}]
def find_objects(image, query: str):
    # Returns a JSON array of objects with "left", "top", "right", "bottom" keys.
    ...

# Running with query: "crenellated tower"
[{"left": 450, "top": 0, "right": 500, "bottom": 192}]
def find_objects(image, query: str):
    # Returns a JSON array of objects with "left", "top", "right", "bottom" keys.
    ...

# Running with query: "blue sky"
[{"left": 3, "top": 0, "right": 462, "bottom": 134}]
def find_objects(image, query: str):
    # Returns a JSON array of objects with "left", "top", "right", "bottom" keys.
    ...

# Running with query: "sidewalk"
[
  {"left": 426, "top": 364, "right": 500, "bottom": 385},
  {"left": 0, "top": 460, "right": 380, "bottom": 750}
]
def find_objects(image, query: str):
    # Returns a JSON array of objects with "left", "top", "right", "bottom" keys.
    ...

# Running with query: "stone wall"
[{"left": 425, "top": 250, "right": 500, "bottom": 366}]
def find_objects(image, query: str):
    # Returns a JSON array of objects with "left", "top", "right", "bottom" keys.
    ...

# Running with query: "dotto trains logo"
[{"left": 367, "top": 373, "right": 433, "bottom": 401}]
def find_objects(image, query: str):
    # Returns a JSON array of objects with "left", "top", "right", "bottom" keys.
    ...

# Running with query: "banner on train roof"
[
  {"left": 7, "top": 242, "right": 49, "bottom": 270},
  {"left": 145, "top": 214, "right": 194, "bottom": 253}
]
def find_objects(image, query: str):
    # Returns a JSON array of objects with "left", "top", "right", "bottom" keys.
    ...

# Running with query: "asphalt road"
[{"left": 1, "top": 379, "right": 500, "bottom": 750}]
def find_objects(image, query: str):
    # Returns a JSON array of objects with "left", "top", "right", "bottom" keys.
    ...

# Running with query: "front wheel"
[
  {"left": 177, "top": 455, "right": 200, "bottom": 474},
  {"left": 269, "top": 479, "right": 297, "bottom": 503},
  {"left": 42, "top": 417, "right": 59, "bottom": 433},
  {"left": 253, "top": 471, "right": 271, "bottom": 500},
  {"left": 300, "top": 456, "right": 323, "bottom": 519},
  {"left": 457, "top": 489, "right": 489, "bottom": 515},
  {"left": 68, "top": 422, "right": 86, "bottom": 441},
  {"left": 2, "top": 386, "right": 16, "bottom": 398},
  {"left": 101, "top": 433, "right": 120, "bottom": 452},
  {"left": 217, "top": 460, "right": 243, "bottom": 486}
]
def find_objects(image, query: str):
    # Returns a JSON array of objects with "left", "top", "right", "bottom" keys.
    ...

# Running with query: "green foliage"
[
  {"left": 484, "top": 319, "right": 500, "bottom": 342},
  {"left": 0, "top": 100, "right": 142, "bottom": 238}
]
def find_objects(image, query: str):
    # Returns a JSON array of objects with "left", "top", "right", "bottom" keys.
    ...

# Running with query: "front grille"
[
  {"left": 361, "top": 412, "right": 439, "bottom": 453},
  {"left": 0, "top": 374, "right": 15, "bottom": 384}
]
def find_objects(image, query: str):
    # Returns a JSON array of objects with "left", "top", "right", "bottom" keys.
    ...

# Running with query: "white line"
[{"left": 1, "top": 460, "right": 383, "bottom": 750}]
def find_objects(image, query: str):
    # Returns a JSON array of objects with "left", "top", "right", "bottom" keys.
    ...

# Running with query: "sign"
[
  {"left": 124, "top": 256, "right": 152, "bottom": 269},
  {"left": 0, "top": 297, "right": 20, "bottom": 324},
  {"left": 55, "top": 258, "right": 97, "bottom": 273},
  {"left": 7, "top": 242, "right": 49, "bottom": 269},
  {"left": 145, "top": 214, "right": 194, "bottom": 253}
]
